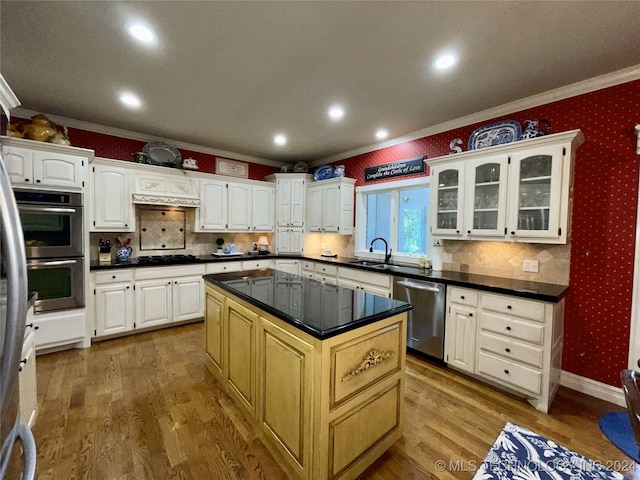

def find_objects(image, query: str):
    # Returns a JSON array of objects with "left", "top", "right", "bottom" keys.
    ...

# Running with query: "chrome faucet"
[{"left": 369, "top": 237, "right": 392, "bottom": 264}]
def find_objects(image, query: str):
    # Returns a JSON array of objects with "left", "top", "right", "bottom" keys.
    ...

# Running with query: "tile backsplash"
[
  {"left": 90, "top": 206, "right": 274, "bottom": 261},
  {"left": 439, "top": 240, "right": 570, "bottom": 284}
]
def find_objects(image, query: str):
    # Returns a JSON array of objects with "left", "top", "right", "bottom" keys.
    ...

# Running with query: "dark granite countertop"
[
  {"left": 91, "top": 252, "right": 568, "bottom": 303},
  {"left": 204, "top": 269, "right": 412, "bottom": 340}
]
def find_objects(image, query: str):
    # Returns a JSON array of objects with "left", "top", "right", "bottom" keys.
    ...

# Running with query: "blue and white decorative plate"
[
  {"left": 313, "top": 165, "right": 334, "bottom": 181},
  {"left": 468, "top": 120, "right": 522, "bottom": 150}
]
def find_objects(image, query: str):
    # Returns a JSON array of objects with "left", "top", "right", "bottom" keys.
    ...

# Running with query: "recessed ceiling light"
[
  {"left": 119, "top": 92, "right": 142, "bottom": 109},
  {"left": 128, "top": 23, "right": 156, "bottom": 44},
  {"left": 328, "top": 105, "right": 345, "bottom": 121},
  {"left": 376, "top": 129, "right": 389, "bottom": 140},
  {"left": 434, "top": 53, "right": 456, "bottom": 70},
  {"left": 274, "top": 134, "right": 287, "bottom": 146}
]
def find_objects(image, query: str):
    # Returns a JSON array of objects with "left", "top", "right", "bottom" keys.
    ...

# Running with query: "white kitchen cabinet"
[
  {"left": 1, "top": 137, "right": 90, "bottom": 191},
  {"left": 251, "top": 183, "right": 275, "bottom": 232},
  {"left": 427, "top": 130, "right": 583, "bottom": 244},
  {"left": 267, "top": 173, "right": 310, "bottom": 228},
  {"left": 275, "top": 258, "right": 301, "bottom": 276},
  {"left": 506, "top": 143, "right": 567, "bottom": 241},
  {"left": 337, "top": 266, "right": 392, "bottom": 297},
  {"left": 197, "top": 180, "right": 274, "bottom": 232},
  {"left": 91, "top": 159, "right": 135, "bottom": 232},
  {"left": 444, "top": 287, "right": 478, "bottom": 373},
  {"left": 276, "top": 227, "right": 304, "bottom": 254},
  {"left": 227, "top": 182, "right": 252, "bottom": 230},
  {"left": 134, "top": 265, "right": 205, "bottom": 329},
  {"left": 206, "top": 261, "right": 242, "bottom": 274},
  {"left": 242, "top": 259, "right": 275, "bottom": 270},
  {"left": 196, "top": 179, "right": 228, "bottom": 231},
  {"left": 307, "top": 177, "right": 355, "bottom": 234},
  {"left": 93, "top": 270, "right": 134, "bottom": 336},
  {"left": 444, "top": 284, "right": 563, "bottom": 412}
]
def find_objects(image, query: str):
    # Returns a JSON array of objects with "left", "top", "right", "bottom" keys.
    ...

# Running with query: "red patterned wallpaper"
[{"left": 334, "top": 79, "right": 640, "bottom": 387}]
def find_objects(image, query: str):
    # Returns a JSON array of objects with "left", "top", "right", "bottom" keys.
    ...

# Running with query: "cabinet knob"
[
  {"left": 505, "top": 348, "right": 511, "bottom": 353},
  {"left": 36, "top": 179, "right": 41, "bottom": 183},
  {"left": 125, "top": 224, "right": 128, "bottom": 227},
  {"left": 168, "top": 281, "right": 171, "bottom": 284},
  {"left": 18, "top": 359, "right": 27, "bottom": 372},
  {"left": 510, "top": 231, "right": 515, "bottom": 235},
  {"left": 507, "top": 305, "right": 512, "bottom": 310},
  {"left": 456, "top": 230, "right": 460, "bottom": 234},
  {"left": 504, "top": 369, "right": 510, "bottom": 375},
  {"left": 112, "top": 275, "right": 116, "bottom": 279},
  {"left": 506, "top": 326, "right": 512, "bottom": 331},
  {"left": 460, "top": 295, "right": 465, "bottom": 300},
  {"left": 24, "top": 178, "right": 29, "bottom": 182},
  {"left": 26, "top": 323, "right": 39, "bottom": 330},
  {"left": 126, "top": 286, "right": 130, "bottom": 289},
  {"left": 467, "top": 230, "right": 471, "bottom": 234},
  {"left": 468, "top": 313, "right": 473, "bottom": 317}
]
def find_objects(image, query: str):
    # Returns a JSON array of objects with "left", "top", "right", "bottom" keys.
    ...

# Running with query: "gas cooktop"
[{"left": 136, "top": 254, "right": 199, "bottom": 265}]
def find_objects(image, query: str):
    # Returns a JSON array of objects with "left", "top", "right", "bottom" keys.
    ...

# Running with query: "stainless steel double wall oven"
[{"left": 15, "top": 189, "right": 84, "bottom": 313}]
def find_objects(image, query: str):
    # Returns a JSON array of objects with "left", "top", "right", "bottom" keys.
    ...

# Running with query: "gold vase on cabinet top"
[{"left": 22, "top": 114, "right": 58, "bottom": 142}]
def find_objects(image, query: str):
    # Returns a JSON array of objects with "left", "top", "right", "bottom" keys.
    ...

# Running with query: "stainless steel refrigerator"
[{"left": 0, "top": 152, "right": 36, "bottom": 478}]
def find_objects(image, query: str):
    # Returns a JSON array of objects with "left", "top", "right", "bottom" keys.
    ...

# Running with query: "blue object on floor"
[
  {"left": 599, "top": 412, "right": 640, "bottom": 463},
  {"left": 473, "top": 421, "right": 624, "bottom": 479}
]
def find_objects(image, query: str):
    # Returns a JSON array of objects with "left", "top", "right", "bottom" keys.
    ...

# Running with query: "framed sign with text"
[
  {"left": 364, "top": 156, "right": 426, "bottom": 182},
  {"left": 216, "top": 158, "right": 249, "bottom": 178}
]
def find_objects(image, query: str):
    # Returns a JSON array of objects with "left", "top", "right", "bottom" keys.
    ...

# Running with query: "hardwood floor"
[{"left": 33, "top": 322, "right": 638, "bottom": 479}]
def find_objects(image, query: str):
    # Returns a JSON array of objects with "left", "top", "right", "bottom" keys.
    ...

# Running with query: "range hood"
[{"left": 132, "top": 172, "right": 200, "bottom": 207}]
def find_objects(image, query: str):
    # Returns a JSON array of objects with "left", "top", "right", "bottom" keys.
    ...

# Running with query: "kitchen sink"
[{"left": 349, "top": 260, "right": 406, "bottom": 271}]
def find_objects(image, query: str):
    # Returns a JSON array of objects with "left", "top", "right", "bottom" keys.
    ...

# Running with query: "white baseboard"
[{"left": 561, "top": 370, "right": 626, "bottom": 408}]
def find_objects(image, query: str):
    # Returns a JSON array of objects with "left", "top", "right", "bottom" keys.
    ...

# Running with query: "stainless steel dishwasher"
[{"left": 394, "top": 278, "right": 446, "bottom": 360}]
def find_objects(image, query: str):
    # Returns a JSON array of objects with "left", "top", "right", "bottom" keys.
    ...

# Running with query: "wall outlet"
[
  {"left": 523, "top": 259, "right": 539, "bottom": 273},
  {"left": 442, "top": 253, "right": 453, "bottom": 263}
]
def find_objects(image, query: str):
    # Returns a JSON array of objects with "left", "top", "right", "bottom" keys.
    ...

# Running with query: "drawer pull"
[
  {"left": 112, "top": 275, "right": 116, "bottom": 279},
  {"left": 505, "top": 348, "right": 511, "bottom": 353},
  {"left": 460, "top": 295, "right": 465, "bottom": 300},
  {"left": 468, "top": 313, "right": 473, "bottom": 317},
  {"left": 507, "top": 305, "right": 513, "bottom": 310},
  {"left": 342, "top": 349, "right": 394, "bottom": 382},
  {"left": 18, "top": 359, "right": 27, "bottom": 372},
  {"left": 506, "top": 326, "right": 512, "bottom": 331},
  {"left": 504, "top": 369, "right": 510, "bottom": 374}
]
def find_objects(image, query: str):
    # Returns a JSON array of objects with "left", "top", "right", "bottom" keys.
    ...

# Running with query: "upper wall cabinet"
[
  {"left": 196, "top": 179, "right": 274, "bottom": 233},
  {"left": 1, "top": 136, "right": 91, "bottom": 191},
  {"left": 91, "top": 159, "right": 135, "bottom": 232},
  {"left": 428, "top": 130, "right": 583, "bottom": 244},
  {"left": 267, "top": 173, "right": 311, "bottom": 228},
  {"left": 307, "top": 177, "right": 355, "bottom": 234}
]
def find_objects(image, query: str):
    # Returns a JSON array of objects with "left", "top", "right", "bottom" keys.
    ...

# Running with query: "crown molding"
[
  {"left": 10, "top": 106, "right": 283, "bottom": 168},
  {"left": 0, "top": 74, "right": 20, "bottom": 119},
  {"left": 311, "top": 64, "right": 640, "bottom": 167}
]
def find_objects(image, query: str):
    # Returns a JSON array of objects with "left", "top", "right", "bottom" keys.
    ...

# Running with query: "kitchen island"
[{"left": 203, "top": 269, "right": 412, "bottom": 480}]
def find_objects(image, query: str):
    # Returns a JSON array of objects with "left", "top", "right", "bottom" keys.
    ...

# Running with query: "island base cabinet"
[
  {"left": 259, "top": 320, "right": 314, "bottom": 478},
  {"left": 204, "top": 283, "right": 406, "bottom": 480}
]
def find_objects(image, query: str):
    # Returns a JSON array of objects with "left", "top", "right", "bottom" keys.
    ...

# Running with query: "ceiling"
[{"left": 2, "top": 1, "right": 640, "bottom": 164}]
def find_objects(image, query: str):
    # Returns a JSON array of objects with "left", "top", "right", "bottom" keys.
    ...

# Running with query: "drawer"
[
  {"left": 477, "top": 331, "right": 543, "bottom": 369},
  {"left": 316, "top": 275, "right": 337, "bottom": 285},
  {"left": 242, "top": 259, "right": 274, "bottom": 270},
  {"left": 481, "top": 293, "right": 545, "bottom": 322},
  {"left": 477, "top": 352, "right": 542, "bottom": 395},
  {"left": 206, "top": 262, "right": 242, "bottom": 274},
  {"left": 301, "top": 260, "right": 315, "bottom": 271},
  {"left": 479, "top": 312, "right": 544, "bottom": 345},
  {"left": 135, "top": 264, "right": 205, "bottom": 281},
  {"left": 339, "top": 267, "right": 391, "bottom": 289},
  {"left": 301, "top": 271, "right": 315, "bottom": 279},
  {"left": 449, "top": 287, "right": 478, "bottom": 307},
  {"left": 34, "top": 310, "right": 85, "bottom": 349},
  {"left": 330, "top": 321, "right": 403, "bottom": 409},
  {"left": 315, "top": 263, "right": 338, "bottom": 277},
  {"left": 94, "top": 270, "right": 133, "bottom": 284}
]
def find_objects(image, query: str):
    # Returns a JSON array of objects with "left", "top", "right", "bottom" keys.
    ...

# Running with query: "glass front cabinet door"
[
  {"left": 464, "top": 155, "right": 509, "bottom": 238},
  {"left": 507, "top": 144, "right": 565, "bottom": 241},
  {"left": 430, "top": 163, "right": 465, "bottom": 237}
]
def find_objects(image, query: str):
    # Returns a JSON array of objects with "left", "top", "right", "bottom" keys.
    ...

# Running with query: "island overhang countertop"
[{"left": 203, "top": 268, "right": 412, "bottom": 340}]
